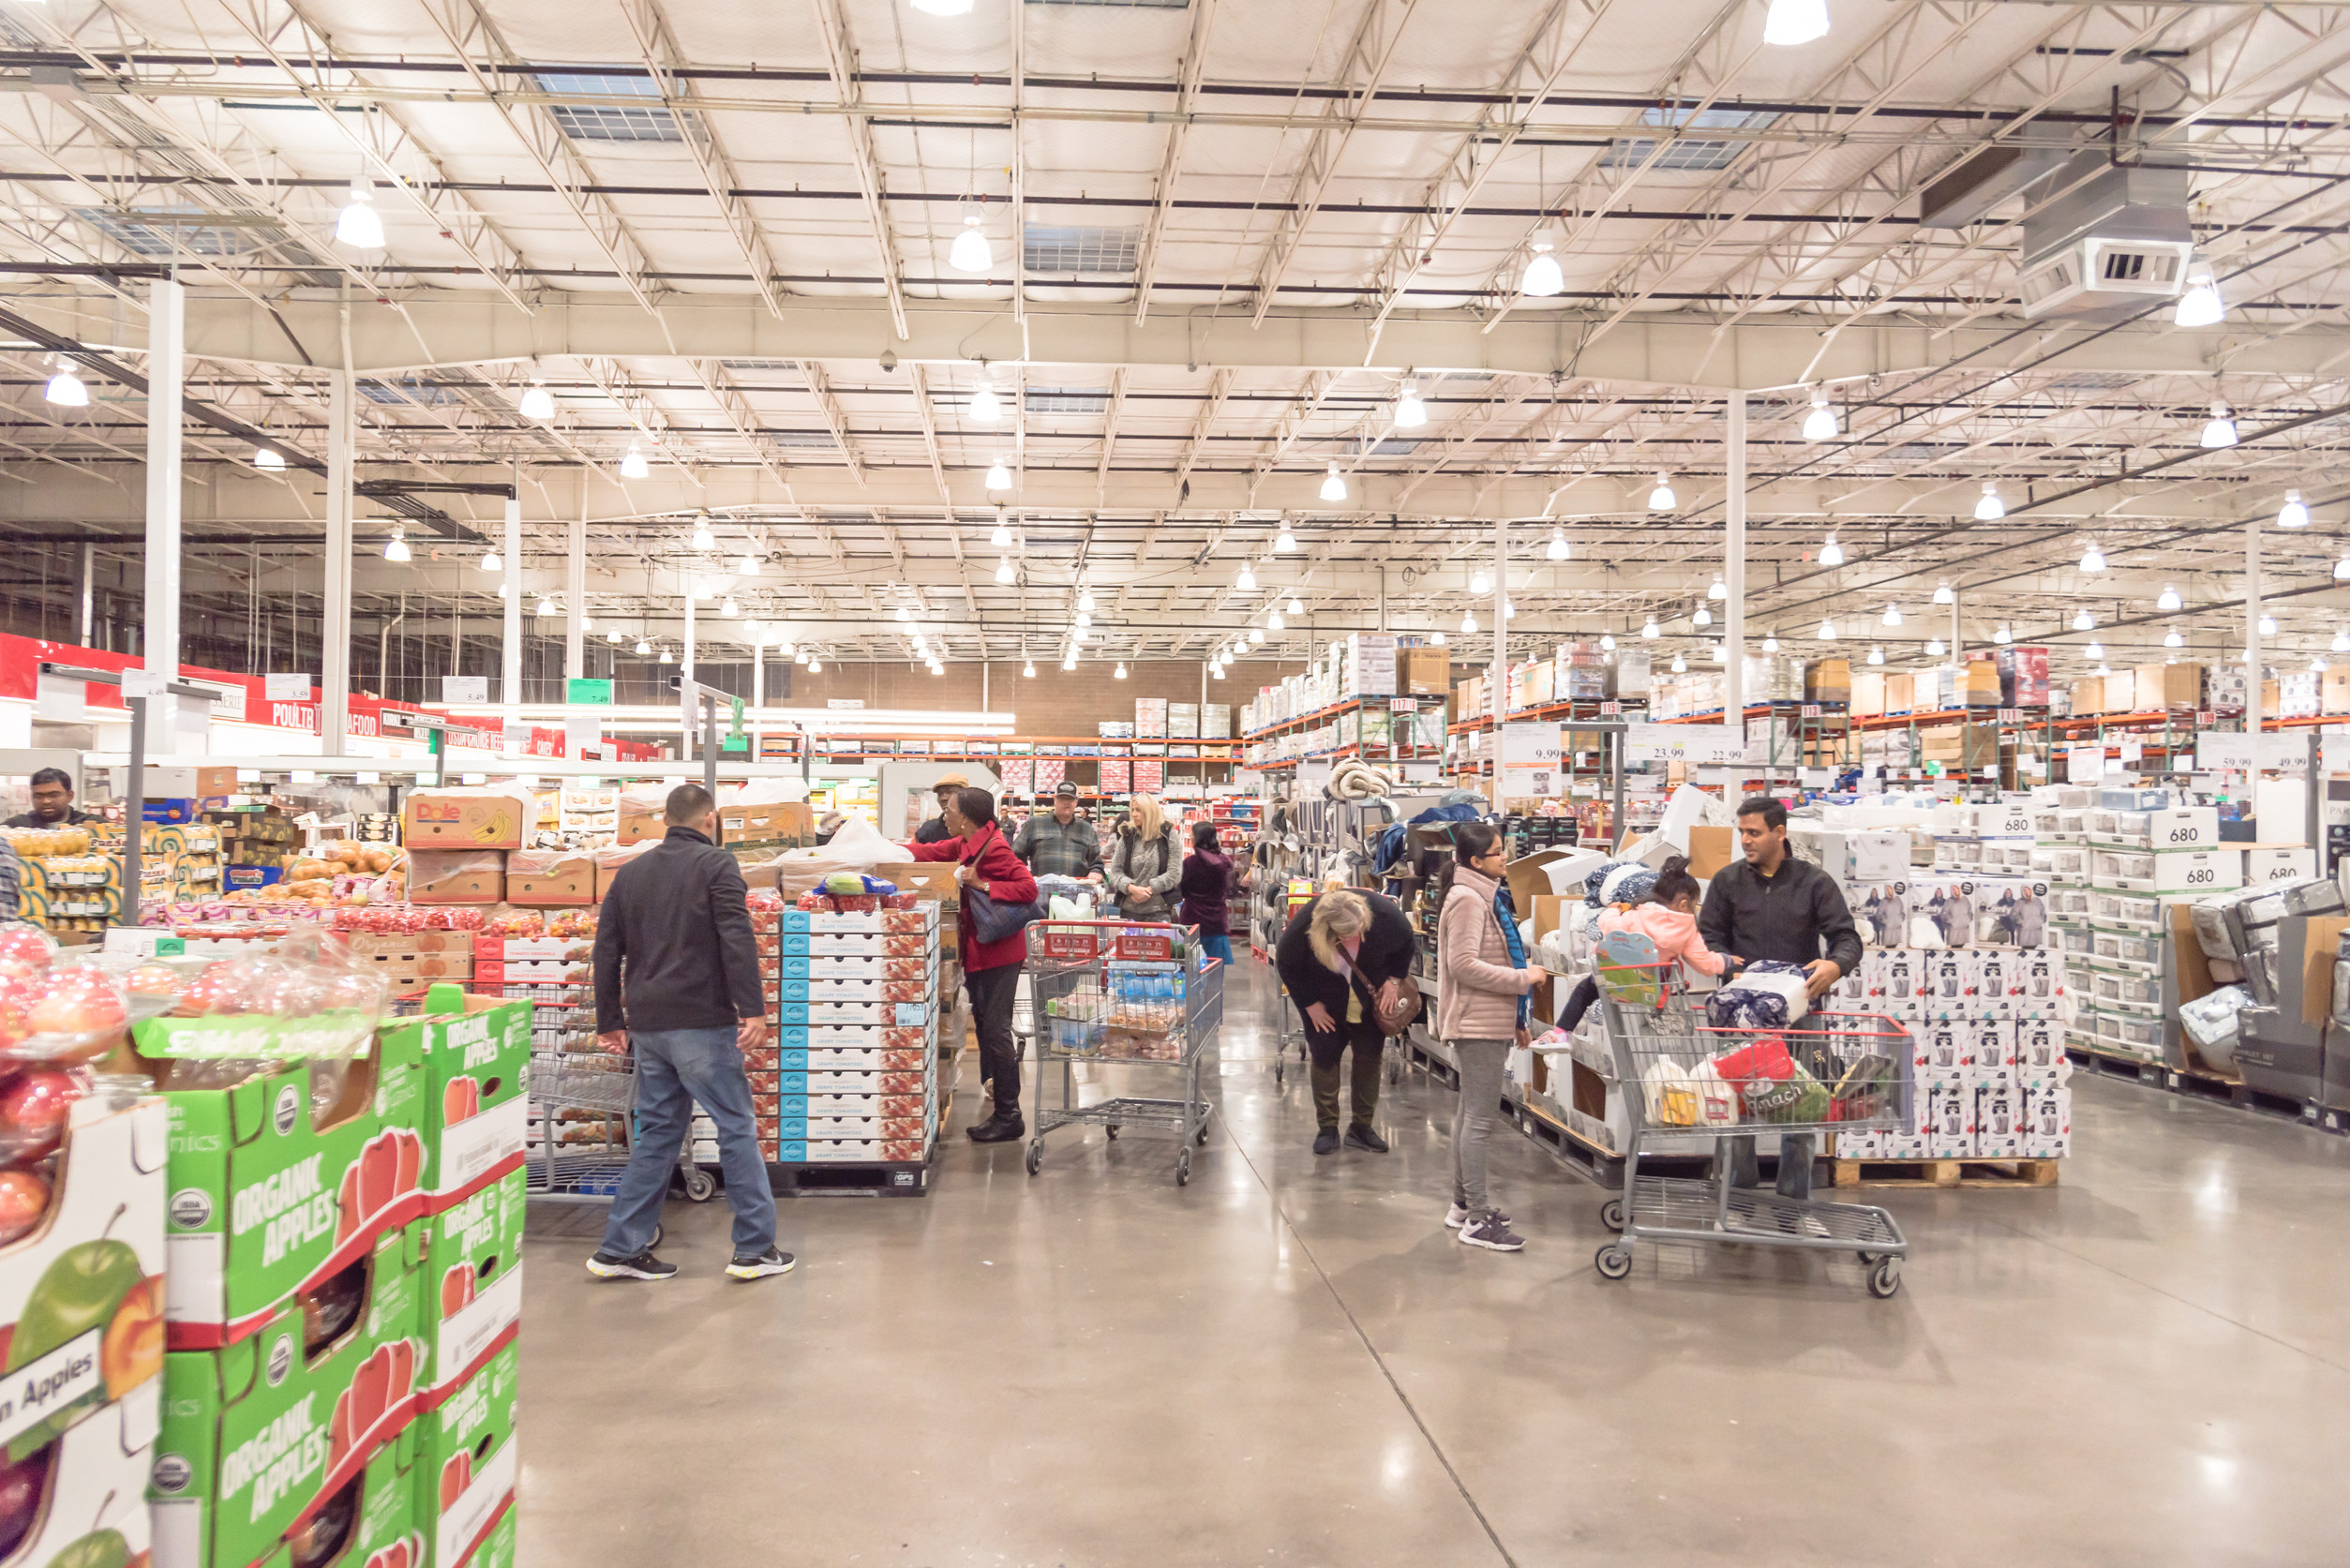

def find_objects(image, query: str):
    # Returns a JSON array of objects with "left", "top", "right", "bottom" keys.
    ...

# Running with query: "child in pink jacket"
[{"left": 1559, "top": 857, "right": 1736, "bottom": 1030}]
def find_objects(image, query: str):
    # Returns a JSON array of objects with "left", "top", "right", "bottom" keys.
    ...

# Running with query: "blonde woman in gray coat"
[{"left": 1106, "top": 794, "right": 1184, "bottom": 920}]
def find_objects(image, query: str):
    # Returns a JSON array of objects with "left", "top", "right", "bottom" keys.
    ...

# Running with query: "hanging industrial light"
[
  {"left": 1993, "top": 625, "right": 2013, "bottom": 645},
  {"left": 1932, "top": 581, "right": 1955, "bottom": 605},
  {"left": 1975, "top": 483, "right": 2005, "bottom": 520},
  {"left": 1431, "top": 630, "right": 1447, "bottom": 647},
  {"left": 480, "top": 548, "right": 501, "bottom": 573},
  {"left": 989, "top": 511, "right": 1012, "bottom": 548},
  {"left": 807, "top": 657, "right": 822, "bottom": 673},
  {"left": 686, "top": 515, "right": 712, "bottom": 551},
  {"left": 1802, "top": 391, "right": 1838, "bottom": 441},
  {"left": 1520, "top": 241, "right": 1564, "bottom": 298},
  {"left": 518, "top": 381, "right": 554, "bottom": 421},
  {"left": 382, "top": 525, "right": 412, "bottom": 563},
  {"left": 1075, "top": 611, "right": 1092, "bottom": 628},
  {"left": 985, "top": 458, "right": 1012, "bottom": 491},
  {"left": 606, "top": 628, "right": 622, "bottom": 644},
  {"left": 254, "top": 446, "right": 285, "bottom": 471},
  {"left": 1549, "top": 530, "right": 1571, "bottom": 561},
  {"left": 2079, "top": 541, "right": 2107, "bottom": 572},
  {"left": 1708, "top": 576, "right": 1728, "bottom": 601},
  {"left": 995, "top": 556, "right": 1016, "bottom": 585},
  {"left": 1600, "top": 634, "right": 1616, "bottom": 650},
  {"left": 739, "top": 553, "right": 760, "bottom": 576},
  {"left": 621, "top": 446, "right": 650, "bottom": 480},
  {"left": 535, "top": 595, "right": 557, "bottom": 618},
  {"left": 1648, "top": 472, "right": 1677, "bottom": 511},
  {"left": 1269, "top": 611, "right": 1286, "bottom": 632},
  {"left": 719, "top": 596, "right": 739, "bottom": 618},
  {"left": 969, "top": 381, "right": 1001, "bottom": 426},
  {"left": 2337, "top": 551, "right": 2350, "bottom": 581},
  {"left": 2259, "top": 613, "right": 2279, "bottom": 635},
  {"left": 1469, "top": 569, "right": 1491, "bottom": 597},
  {"left": 1078, "top": 587, "right": 1096, "bottom": 614},
  {"left": 1882, "top": 605, "right": 1903, "bottom": 628},
  {"left": 1670, "top": 654, "right": 1687, "bottom": 673},
  {"left": 949, "top": 213, "right": 992, "bottom": 273},
  {"left": 2175, "top": 270, "right": 2224, "bottom": 328},
  {"left": 2279, "top": 490, "right": 2310, "bottom": 529},
  {"left": 2086, "top": 640, "right": 2104, "bottom": 661},
  {"left": 1276, "top": 523, "right": 1297, "bottom": 553},
  {"left": 335, "top": 178, "right": 384, "bottom": 249},
  {"left": 1460, "top": 612, "right": 1477, "bottom": 635},
  {"left": 694, "top": 579, "right": 714, "bottom": 601},
  {"left": 1762, "top": 631, "right": 1780, "bottom": 652},
  {"left": 1320, "top": 462, "right": 1348, "bottom": 502},
  {"left": 635, "top": 636, "right": 651, "bottom": 655},
  {"left": 2072, "top": 609, "right": 2095, "bottom": 631},
  {"left": 1924, "top": 637, "right": 1945, "bottom": 656},
  {"left": 2202, "top": 400, "right": 2238, "bottom": 448},
  {"left": 1693, "top": 606, "right": 1713, "bottom": 626},
  {"left": 2164, "top": 629, "right": 2185, "bottom": 648},
  {"left": 1867, "top": 646, "right": 1885, "bottom": 665},
  {"left": 2158, "top": 583, "right": 2184, "bottom": 611},
  {"left": 1236, "top": 563, "right": 1258, "bottom": 592},
  {"left": 1819, "top": 533, "right": 1845, "bottom": 567},
  {"left": 1818, "top": 619, "right": 1837, "bottom": 640},
  {"left": 1763, "top": 0, "right": 1830, "bottom": 47},
  {"left": 42, "top": 359, "right": 85, "bottom": 407},
  {"left": 1393, "top": 381, "right": 1428, "bottom": 429},
  {"left": 1249, "top": 627, "right": 1265, "bottom": 644},
  {"left": 1287, "top": 595, "right": 1305, "bottom": 617},
  {"left": 2333, "top": 630, "right": 2350, "bottom": 654},
  {"left": 1640, "top": 616, "right": 1660, "bottom": 639}
]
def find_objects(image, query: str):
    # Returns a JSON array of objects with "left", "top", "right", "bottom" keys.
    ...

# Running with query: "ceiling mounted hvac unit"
[{"left": 2013, "top": 153, "right": 2193, "bottom": 321}]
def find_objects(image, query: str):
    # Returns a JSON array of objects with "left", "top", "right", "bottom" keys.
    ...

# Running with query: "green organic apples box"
[
  {"left": 0, "top": 1097, "right": 166, "bottom": 1462},
  {"left": 148, "top": 1219, "right": 427, "bottom": 1568},
  {"left": 412, "top": 1340, "right": 517, "bottom": 1568},
  {"left": 388, "top": 992, "right": 532, "bottom": 1214},
  {"left": 149, "top": 1032, "right": 429, "bottom": 1351},
  {"left": 418, "top": 1170, "right": 523, "bottom": 1406}
]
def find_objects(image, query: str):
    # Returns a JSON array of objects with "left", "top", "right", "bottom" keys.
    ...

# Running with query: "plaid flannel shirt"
[{"left": 1013, "top": 812, "right": 1102, "bottom": 878}]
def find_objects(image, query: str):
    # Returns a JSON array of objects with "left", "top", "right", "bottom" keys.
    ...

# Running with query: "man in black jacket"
[
  {"left": 586, "top": 784, "right": 792, "bottom": 1282},
  {"left": 1697, "top": 796, "right": 1864, "bottom": 1204}
]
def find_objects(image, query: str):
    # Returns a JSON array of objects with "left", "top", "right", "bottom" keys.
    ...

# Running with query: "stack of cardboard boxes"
[{"left": 143, "top": 993, "right": 531, "bottom": 1568}]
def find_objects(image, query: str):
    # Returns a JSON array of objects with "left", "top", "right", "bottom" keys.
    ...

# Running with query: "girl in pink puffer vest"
[{"left": 1560, "top": 857, "right": 1735, "bottom": 1029}]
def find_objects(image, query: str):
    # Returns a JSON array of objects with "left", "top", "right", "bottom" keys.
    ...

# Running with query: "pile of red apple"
[
  {"left": 0, "top": 1060, "right": 85, "bottom": 1247},
  {"left": 0, "top": 926, "right": 129, "bottom": 1068}
]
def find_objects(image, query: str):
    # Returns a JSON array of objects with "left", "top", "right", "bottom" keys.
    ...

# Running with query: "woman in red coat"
[{"left": 907, "top": 785, "right": 1040, "bottom": 1142}]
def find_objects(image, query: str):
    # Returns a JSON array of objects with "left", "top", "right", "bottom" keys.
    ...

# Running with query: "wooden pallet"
[{"left": 1830, "top": 1157, "right": 2059, "bottom": 1189}]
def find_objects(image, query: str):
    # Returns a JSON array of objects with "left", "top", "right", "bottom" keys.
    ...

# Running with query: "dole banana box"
[
  {"left": 154, "top": 1034, "right": 428, "bottom": 1350},
  {"left": 149, "top": 1219, "right": 427, "bottom": 1568},
  {"left": 0, "top": 1097, "right": 167, "bottom": 1460},
  {"left": 411, "top": 1343, "right": 517, "bottom": 1568},
  {"left": 417, "top": 1172, "right": 522, "bottom": 1409},
  {"left": 0, "top": 1381, "right": 158, "bottom": 1568},
  {"left": 376, "top": 996, "right": 531, "bottom": 1215}
]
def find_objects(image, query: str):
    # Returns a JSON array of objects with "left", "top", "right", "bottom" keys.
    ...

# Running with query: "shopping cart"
[
  {"left": 1586, "top": 961, "right": 1915, "bottom": 1297},
  {"left": 523, "top": 1045, "right": 711, "bottom": 1243},
  {"left": 1022, "top": 919, "right": 1223, "bottom": 1185},
  {"left": 1267, "top": 879, "right": 1321, "bottom": 1087}
]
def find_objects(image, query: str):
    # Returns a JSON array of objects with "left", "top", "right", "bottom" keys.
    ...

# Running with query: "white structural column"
[
  {"left": 143, "top": 276, "right": 184, "bottom": 677},
  {"left": 322, "top": 366, "right": 355, "bottom": 750},
  {"left": 2246, "top": 515, "right": 2264, "bottom": 742},
  {"left": 564, "top": 512, "right": 586, "bottom": 680},
  {"left": 1489, "top": 516, "right": 1507, "bottom": 805},
  {"left": 682, "top": 569, "right": 696, "bottom": 678},
  {"left": 1725, "top": 396, "right": 1746, "bottom": 724},
  {"left": 501, "top": 487, "right": 522, "bottom": 706}
]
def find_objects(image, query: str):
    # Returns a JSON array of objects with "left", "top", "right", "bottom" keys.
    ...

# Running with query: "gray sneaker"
[{"left": 1457, "top": 1211, "right": 1524, "bottom": 1253}]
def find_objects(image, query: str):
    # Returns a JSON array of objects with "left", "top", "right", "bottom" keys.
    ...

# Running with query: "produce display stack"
[
  {"left": 0, "top": 927, "right": 167, "bottom": 1568},
  {"left": 753, "top": 882, "right": 942, "bottom": 1187},
  {"left": 107, "top": 928, "right": 530, "bottom": 1568}
]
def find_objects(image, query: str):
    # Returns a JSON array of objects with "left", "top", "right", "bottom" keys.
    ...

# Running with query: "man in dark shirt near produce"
[
  {"left": 586, "top": 783, "right": 791, "bottom": 1283},
  {"left": 6, "top": 767, "right": 91, "bottom": 829},
  {"left": 1696, "top": 796, "right": 1863, "bottom": 1204}
]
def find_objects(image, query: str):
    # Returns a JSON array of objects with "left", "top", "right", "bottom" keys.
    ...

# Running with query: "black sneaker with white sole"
[
  {"left": 726, "top": 1247, "right": 797, "bottom": 1281},
  {"left": 1457, "top": 1212, "right": 1525, "bottom": 1252},
  {"left": 586, "top": 1248, "right": 678, "bottom": 1280}
]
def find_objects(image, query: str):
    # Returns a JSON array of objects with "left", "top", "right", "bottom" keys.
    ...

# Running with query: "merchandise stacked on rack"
[
  {"left": 0, "top": 927, "right": 166, "bottom": 1568},
  {"left": 112, "top": 933, "right": 528, "bottom": 1568},
  {"left": 753, "top": 881, "right": 942, "bottom": 1178}
]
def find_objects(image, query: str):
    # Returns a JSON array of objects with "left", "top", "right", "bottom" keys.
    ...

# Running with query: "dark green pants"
[{"left": 1308, "top": 1016, "right": 1385, "bottom": 1130}]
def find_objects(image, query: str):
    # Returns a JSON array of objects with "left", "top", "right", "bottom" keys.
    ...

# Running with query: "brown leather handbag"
[{"left": 1353, "top": 970, "right": 1417, "bottom": 1038}]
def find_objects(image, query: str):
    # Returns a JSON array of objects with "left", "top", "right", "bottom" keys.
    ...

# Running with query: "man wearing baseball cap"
[
  {"left": 914, "top": 772, "right": 971, "bottom": 844},
  {"left": 1012, "top": 779, "right": 1102, "bottom": 880}
]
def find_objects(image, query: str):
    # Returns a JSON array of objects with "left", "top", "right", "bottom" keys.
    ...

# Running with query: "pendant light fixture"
[
  {"left": 1882, "top": 605, "right": 1902, "bottom": 627},
  {"left": 739, "top": 553, "right": 760, "bottom": 576},
  {"left": 995, "top": 556, "right": 1016, "bottom": 584},
  {"left": 1600, "top": 634, "right": 1616, "bottom": 650},
  {"left": 1709, "top": 576, "right": 1728, "bottom": 601},
  {"left": 1640, "top": 616, "right": 1660, "bottom": 639},
  {"left": 2072, "top": 609, "right": 2095, "bottom": 631},
  {"left": 1393, "top": 381, "right": 1428, "bottom": 429},
  {"left": 2279, "top": 490, "right": 2310, "bottom": 529},
  {"left": 2086, "top": 640, "right": 2104, "bottom": 661},
  {"left": 2336, "top": 551, "right": 2350, "bottom": 581},
  {"left": 1802, "top": 390, "right": 1838, "bottom": 441},
  {"left": 969, "top": 381, "right": 1001, "bottom": 426},
  {"left": 1236, "top": 563, "right": 1258, "bottom": 592},
  {"left": 1763, "top": 0, "right": 1830, "bottom": 47},
  {"left": 42, "top": 359, "right": 85, "bottom": 407},
  {"left": 2332, "top": 630, "right": 2350, "bottom": 654},
  {"left": 690, "top": 516, "right": 714, "bottom": 550},
  {"left": 808, "top": 657, "right": 822, "bottom": 673},
  {"left": 985, "top": 458, "right": 1012, "bottom": 491},
  {"left": 2175, "top": 270, "right": 2224, "bottom": 327},
  {"left": 1931, "top": 581, "right": 1954, "bottom": 605},
  {"left": 621, "top": 446, "right": 650, "bottom": 480},
  {"left": 2201, "top": 400, "right": 2238, "bottom": 448},
  {"left": 1819, "top": 533, "right": 1845, "bottom": 567},
  {"left": 1693, "top": 605, "right": 1713, "bottom": 626},
  {"left": 949, "top": 213, "right": 992, "bottom": 273},
  {"left": 1320, "top": 462, "right": 1348, "bottom": 501},
  {"left": 1286, "top": 595, "right": 1305, "bottom": 617},
  {"left": 1548, "top": 530, "right": 1570, "bottom": 561},
  {"left": 1268, "top": 611, "right": 1286, "bottom": 631},
  {"left": 1670, "top": 654, "right": 1687, "bottom": 674},
  {"left": 2259, "top": 613, "right": 2278, "bottom": 636},
  {"left": 720, "top": 596, "right": 740, "bottom": 618},
  {"left": 2164, "top": 629, "right": 2185, "bottom": 648},
  {"left": 991, "top": 510, "right": 1012, "bottom": 548},
  {"left": 1470, "top": 569, "right": 1491, "bottom": 596},
  {"left": 1993, "top": 624, "right": 2013, "bottom": 645},
  {"left": 382, "top": 525, "right": 412, "bottom": 563},
  {"left": 635, "top": 635, "right": 651, "bottom": 655},
  {"left": 1818, "top": 619, "right": 1837, "bottom": 640},
  {"left": 2157, "top": 584, "right": 2184, "bottom": 611},
  {"left": 1924, "top": 637, "right": 1945, "bottom": 656},
  {"left": 480, "top": 548, "right": 501, "bottom": 573},
  {"left": 1460, "top": 612, "right": 1477, "bottom": 635},
  {"left": 535, "top": 595, "right": 557, "bottom": 618},
  {"left": 255, "top": 446, "right": 285, "bottom": 471},
  {"left": 1432, "top": 631, "right": 1446, "bottom": 647},
  {"left": 518, "top": 381, "right": 555, "bottom": 420},
  {"left": 1249, "top": 627, "right": 1265, "bottom": 644},
  {"left": 1276, "top": 523, "right": 1297, "bottom": 553},
  {"left": 1520, "top": 241, "right": 1564, "bottom": 298},
  {"left": 2079, "top": 541, "right": 2107, "bottom": 572},
  {"left": 1974, "top": 483, "right": 2004, "bottom": 520},
  {"left": 335, "top": 178, "right": 384, "bottom": 249},
  {"left": 1648, "top": 472, "right": 1677, "bottom": 511},
  {"left": 1762, "top": 631, "right": 1780, "bottom": 652},
  {"left": 1867, "top": 646, "right": 1884, "bottom": 665}
]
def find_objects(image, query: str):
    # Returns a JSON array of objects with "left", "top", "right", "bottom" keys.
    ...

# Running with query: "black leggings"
[{"left": 1557, "top": 974, "right": 1601, "bottom": 1032}]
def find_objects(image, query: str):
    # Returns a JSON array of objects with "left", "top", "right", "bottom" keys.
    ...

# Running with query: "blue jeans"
[
  {"left": 1201, "top": 933, "right": 1234, "bottom": 963},
  {"left": 600, "top": 1027, "right": 776, "bottom": 1258}
]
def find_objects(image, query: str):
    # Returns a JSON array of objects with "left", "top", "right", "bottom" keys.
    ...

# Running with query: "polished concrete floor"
[{"left": 518, "top": 962, "right": 2350, "bottom": 1566}]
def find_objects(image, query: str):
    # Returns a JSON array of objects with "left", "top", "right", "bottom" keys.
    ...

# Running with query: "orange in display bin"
[
  {"left": 407, "top": 849, "right": 505, "bottom": 904},
  {"left": 404, "top": 785, "right": 529, "bottom": 850}
]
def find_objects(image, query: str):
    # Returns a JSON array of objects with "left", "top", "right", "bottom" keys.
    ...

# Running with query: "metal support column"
[
  {"left": 1726, "top": 396, "right": 1746, "bottom": 722},
  {"left": 2246, "top": 515, "right": 2264, "bottom": 743},
  {"left": 564, "top": 511, "right": 586, "bottom": 680},
  {"left": 501, "top": 479, "right": 522, "bottom": 708},
  {"left": 77, "top": 542, "right": 93, "bottom": 647},
  {"left": 143, "top": 275, "right": 184, "bottom": 676},
  {"left": 322, "top": 362, "right": 354, "bottom": 752},
  {"left": 1489, "top": 516, "right": 1506, "bottom": 807},
  {"left": 682, "top": 570, "right": 697, "bottom": 678}
]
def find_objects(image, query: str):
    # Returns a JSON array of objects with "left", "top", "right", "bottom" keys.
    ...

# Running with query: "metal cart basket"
[
  {"left": 1021, "top": 919, "right": 1224, "bottom": 1185},
  {"left": 524, "top": 1043, "right": 711, "bottom": 1241},
  {"left": 1588, "top": 963, "right": 1916, "bottom": 1297}
]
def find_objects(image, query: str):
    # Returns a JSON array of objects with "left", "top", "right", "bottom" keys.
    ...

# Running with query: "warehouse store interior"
[{"left": 0, "top": 0, "right": 2348, "bottom": 1563}]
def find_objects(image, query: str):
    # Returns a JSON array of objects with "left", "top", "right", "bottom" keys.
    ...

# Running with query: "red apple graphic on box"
[
  {"left": 439, "top": 1451, "right": 471, "bottom": 1510},
  {"left": 387, "top": 1337, "right": 415, "bottom": 1402},
  {"left": 441, "top": 1264, "right": 474, "bottom": 1319},
  {"left": 327, "top": 1388, "right": 353, "bottom": 1472},
  {"left": 442, "top": 1077, "right": 480, "bottom": 1125},
  {"left": 336, "top": 1164, "right": 363, "bottom": 1244},
  {"left": 393, "top": 1128, "right": 421, "bottom": 1192}
]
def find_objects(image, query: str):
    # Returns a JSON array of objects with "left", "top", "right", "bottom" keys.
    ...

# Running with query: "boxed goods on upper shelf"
[{"left": 402, "top": 787, "right": 530, "bottom": 852}]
